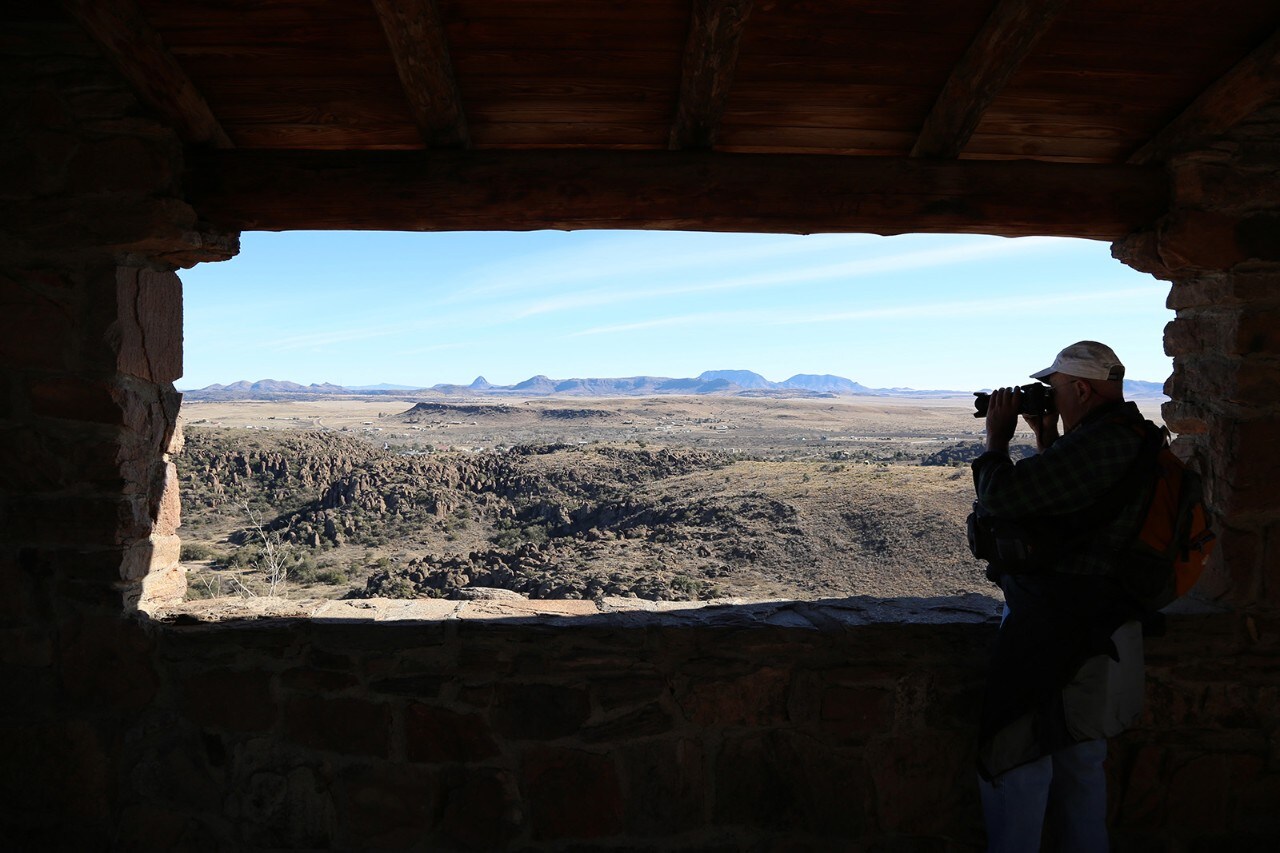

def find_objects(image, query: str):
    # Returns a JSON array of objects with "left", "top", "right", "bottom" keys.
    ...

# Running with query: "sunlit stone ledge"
[{"left": 148, "top": 591, "right": 1006, "bottom": 628}]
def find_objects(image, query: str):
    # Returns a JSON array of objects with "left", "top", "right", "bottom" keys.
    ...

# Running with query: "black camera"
[{"left": 972, "top": 383, "right": 1054, "bottom": 418}]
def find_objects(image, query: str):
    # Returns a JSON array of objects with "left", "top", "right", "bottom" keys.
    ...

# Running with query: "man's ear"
[{"left": 1073, "top": 378, "right": 1093, "bottom": 402}]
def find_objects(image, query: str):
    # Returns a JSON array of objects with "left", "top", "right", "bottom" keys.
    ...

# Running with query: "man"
[{"left": 971, "top": 341, "right": 1153, "bottom": 852}]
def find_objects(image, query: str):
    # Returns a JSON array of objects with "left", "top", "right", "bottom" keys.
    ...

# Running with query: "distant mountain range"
[{"left": 182, "top": 372, "right": 1169, "bottom": 401}]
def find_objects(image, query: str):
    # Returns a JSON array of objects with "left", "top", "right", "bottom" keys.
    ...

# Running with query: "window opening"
[{"left": 172, "top": 231, "right": 1171, "bottom": 610}]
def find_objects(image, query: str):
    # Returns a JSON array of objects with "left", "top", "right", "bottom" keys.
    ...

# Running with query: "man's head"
[{"left": 1030, "top": 341, "right": 1126, "bottom": 432}]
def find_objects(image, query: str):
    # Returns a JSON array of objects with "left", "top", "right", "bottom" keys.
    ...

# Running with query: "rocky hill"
[{"left": 177, "top": 427, "right": 987, "bottom": 603}]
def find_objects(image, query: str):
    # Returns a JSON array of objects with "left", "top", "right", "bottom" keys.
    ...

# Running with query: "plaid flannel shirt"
[{"left": 972, "top": 400, "right": 1150, "bottom": 575}]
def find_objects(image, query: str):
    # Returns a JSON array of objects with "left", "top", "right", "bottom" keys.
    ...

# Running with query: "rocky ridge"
[{"left": 177, "top": 425, "right": 988, "bottom": 603}]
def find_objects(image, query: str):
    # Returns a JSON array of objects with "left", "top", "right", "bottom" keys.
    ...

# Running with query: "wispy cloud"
[
  {"left": 798, "top": 285, "right": 1157, "bottom": 324},
  {"left": 567, "top": 312, "right": 750, "bottom": 337},
  {"left": 512, "top": 236, "right": 1065, "bottom": 319},
  {"left": 267, "top": 324, "right": 415, "bottom": 351},
  {"left": 399, "top": 342, "right": 465, "bottom": 356},
  {"left": 443, "top": 232, "right": 889, "bottom": 303},
  {"left": 567, "top": 285, "right": 1158, "bottom": 337}
]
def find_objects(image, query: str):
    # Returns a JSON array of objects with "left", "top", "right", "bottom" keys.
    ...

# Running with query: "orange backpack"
[{"left": 1120, "top": 425, "right": 1217, "bottom": 611}]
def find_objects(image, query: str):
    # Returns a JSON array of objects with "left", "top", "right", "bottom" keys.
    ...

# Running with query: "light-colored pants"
[{"left": 978, "top": 738, "right": 1109, "bottom": 852}]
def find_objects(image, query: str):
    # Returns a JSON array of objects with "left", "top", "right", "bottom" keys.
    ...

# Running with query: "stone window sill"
[{"left": 146, "top": 591, "right": 1006, "bottom": 628}]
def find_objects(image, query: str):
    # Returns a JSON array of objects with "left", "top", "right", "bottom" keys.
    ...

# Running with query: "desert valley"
[{"left": 175, "top": 382, "right": 1166, "bottom": 606}]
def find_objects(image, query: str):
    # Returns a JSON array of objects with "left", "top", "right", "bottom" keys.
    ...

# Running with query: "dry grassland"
[{"left": 176, "top": 394, "right": 1165, "bottom": 603}]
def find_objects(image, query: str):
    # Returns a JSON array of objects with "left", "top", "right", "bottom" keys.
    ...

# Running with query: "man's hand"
[
  {"left": 985, "top": 387, "right": 1020, "bottom": 455},
  {"left": 1022, "top": 411, "right": 1060, "bottom": 453}
]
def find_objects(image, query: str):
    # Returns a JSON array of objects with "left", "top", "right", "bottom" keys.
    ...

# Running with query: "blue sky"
[{"left": 179, "top": 230, "right": 1173, "bottom": 392}]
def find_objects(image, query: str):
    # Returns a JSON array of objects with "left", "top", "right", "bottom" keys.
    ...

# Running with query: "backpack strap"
[{"left": 1048, "top": 417, "right": 1163, "bottom": 552}]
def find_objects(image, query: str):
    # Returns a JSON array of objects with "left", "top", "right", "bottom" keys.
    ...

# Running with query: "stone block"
[
  {"left": 3, "top": 495, "right": 139, "bottom": 547},
  {"left": 138, "top": 560, "right": 186, "bottom": 608},
  {"left": 0, "top": 624, "right": 53, "bottom": 667},
  {"left": 1225, "top": 359, "right": 1280, "bottom": 406},
  {"left": 1162, "top": 399, "right": 1210, "bottom": 435},
  {"left": 0, "top": 425, "right": 118, "bottom": 493},
  {"left": 114, "top": 267, "right": 182, "bottom": 383},
  {"left": 580, "top": 703, "right": 675, "bottom": 743},
  {"left": 1163, "top": 312, "right": 1236, "bottom": 358},
  {"left": 284, "top": 695, "right": 390, "bottom": 757},
  {"left": 367, "top": 673, "right": 449, "bottom": 697},
  {"left": 0, "top": 551, "right": 39, "bottom": 626},
  {"left": 1114, "top": 743, "right": 1166, "bottom": 828},
  {"left": 1233, "top": 307, "right": 1280, "bottom": 356},
  {"left": 713, "top": 730, "right": 870, "bottom": 835},
  {"left": 166, "top": 414, "right": 185, "bottom": 455},
  {"left": 436, "top": 768, "right": 522, "bottom": 849},
  {"left": 27, "top": 375, "right": 122, "bottom": 424},
  {"left": 280, "top": 666, "right": 359, "bottom": 693},
  {"left": 232, "top": 762, "right": 337, "bottom": 849},
  {"left": 819, "top": 685, "right": 893, "bottom": 737},
  {"left": 0, "top": 271, "right": 74, "bottom": 370},
  {"left": 619, "top": 738, "right": 705, "bottom": 836},
  {"left": 121, "top": 534, "right": 181, "bottom": 581},
  {"left": 1165, "top": 752, "right": 1232, "bottom": 833},
  {"left": 489, "top": 683, "right": 591, "bottom": 740},
  {"left": 405, "top": 703, "right": 500, "bottom": 763},
  {"left": 677, "top": 666, "right": 791, "bottom": 726},
  {"left": 590, "top": 673, "right": 668, "bottom": 711},
  {"left": 334, "top": 762, "right": 438, "bottom": 849},
  {"left": 1158, "top": 210, "right": 1247, "bottom": 273},
  {"left": 112, "top": 806, "right": 201, "bottom": 850},
  {"left": 1203, "top": 525, "right": 1263, "bottom": 606},
  {"left": 180, "top": 666, "right": 277, "bottom": 732},
  {"left": 57, "top": 615, "right": 157, "bottom": 712},
  {"left": 6, "top": 127, "right": 77, "bottom": 195},
  {"left": 67, "top": 135, "right": 176, "bottom": 195},
  {"left": 153, "top": 462, "right": 180, "bottom": 533},
  {"left": 1237, "top": 213, "right": 1280, "bottom": 262},
  {"left": 522, "top": 746, "right": 624, "bottom": 840},
  {"left": 1111, "top": 228, "right": 1170, "bottom": 279},
  {"left": 0, "top": 720, "right": 111, "bottom": 825},
  {"left": 1232, "top": 764, "right": 1280, "bottom": 835},
  {"left": 1223, "top": 418, "right": 1280, "bottom": 515},
  {"left": 1165, "top": 272, "right": 1230, "bottom": 311},
  {"left": 867, "top": 734, "right": 975, "bottom": 835}
]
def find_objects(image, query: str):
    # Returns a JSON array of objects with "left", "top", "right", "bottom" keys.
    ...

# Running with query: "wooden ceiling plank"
[
  {"left": 669, "top": 0, "right": 755, "bottom": 150},
  {"left": 910, "top": 0, "right": 1071, "bottom": 159},
  {"left": 61, "top": 0, "right": 232, "bottom": 148},
  {"left": 370, "top": 0, "right": 469, "bottom": 149},
  {"left": 185, "top": 149, "right": 1166, "bottom": 240},
  {"left": 1129, "top": 27, "right": 1280, "bottom": 164}
]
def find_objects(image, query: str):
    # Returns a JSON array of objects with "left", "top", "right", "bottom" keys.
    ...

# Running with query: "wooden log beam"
[
  {"left": 370, "top": 0, "right": 469, "bottom": 149},
  {"left": 62, "top": 0, "right": 232, "bottom": 148},
  {"left": 669, "top": 0, "right": 755, "bottom": 150},
  {"left": 1129, "top": 28, "right": 1280, "bottom": 165},
  {"left": 185, "top": 149, "right": 1166, "bottom": 240},
  {"left": 911, "top": 0, "right": 1070, "bottom": 160}
]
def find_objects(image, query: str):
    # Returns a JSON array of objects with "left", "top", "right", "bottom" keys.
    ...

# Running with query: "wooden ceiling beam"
[
  {"left": 370, "top": 0, "right": 469, "bottom": 149},
  {"left": 185, "top": 149, "right": 1166, "bottom": 240},
  {"left": 911, "top": 0, "right": 1070, "bottom": 160},
  {"left": 1129, "top": 28, "right": 1280, "bottom": 165},
  {"left": 669, "top": 0, "right": 755, "bottom": 150},
  {"left": 62, "top": 0, "right": 232, "bottom": 148}
]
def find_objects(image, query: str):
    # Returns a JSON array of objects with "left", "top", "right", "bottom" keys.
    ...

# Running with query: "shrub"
[
  {"left": 382, "top": 578, "right": 417, "bottom": 599},
  {"left": 180, "top": 542, "right": 221, "bottom": 562}
]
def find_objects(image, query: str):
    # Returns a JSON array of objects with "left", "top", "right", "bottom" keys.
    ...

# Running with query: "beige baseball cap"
[{"left": 1031, "top": 340, "right": 1125, "bottom": 382}]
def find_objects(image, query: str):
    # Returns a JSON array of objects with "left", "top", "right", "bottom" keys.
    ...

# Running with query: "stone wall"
[
  {"left": 0, "top": 9, "right": 236, "bottom": 611},
  {"left": 2, "top": 6, "right": 1279, "bottom": 850},
  {"left": 1114, "top": 103, "right": 1280, "bottom": 611},
  {"left": 2, "top": 595, "right": 1275, "bottom": 850}
]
